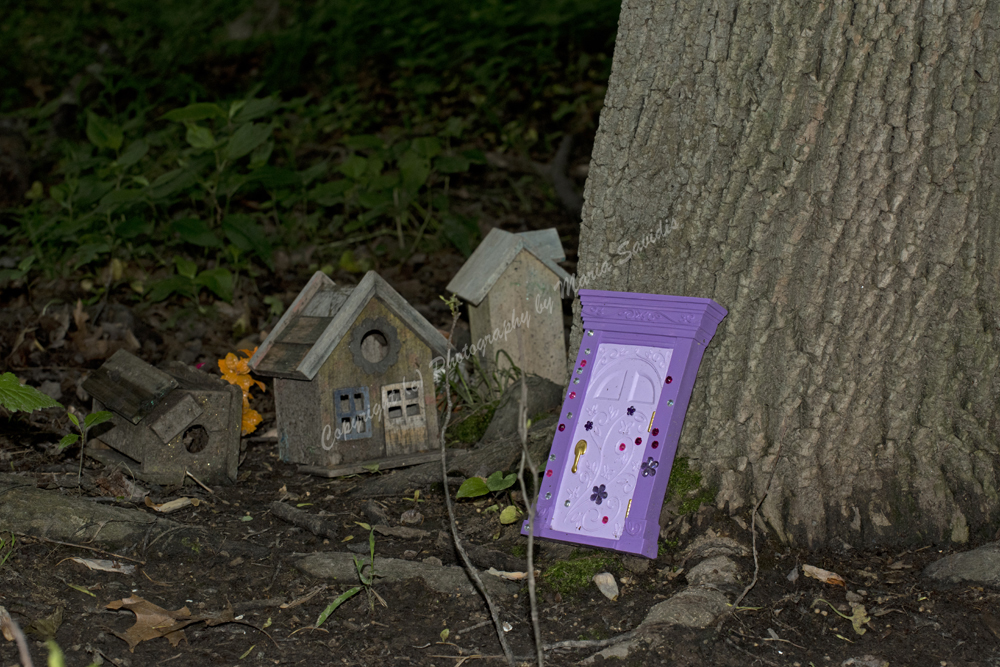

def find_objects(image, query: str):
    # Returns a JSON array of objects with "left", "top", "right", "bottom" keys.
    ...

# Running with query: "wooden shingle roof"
[
  {"left": 249, "top": 271, "right": 451, "bottom": 380},
  {"left": 446, "top": 228, "right": 570, "bottom": 306}
]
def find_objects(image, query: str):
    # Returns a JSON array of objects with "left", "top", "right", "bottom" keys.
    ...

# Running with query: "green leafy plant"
[
  {"left": 315, "top": 525, "right": 384, "bottom": 627},
  {"left": 0, "top": 373, "right": 61, "bottom": 414},
  {"left": 0, "top": 532, "right": 16, "bottom": 569},
  {"left": 456, "top": 470, "right": 517, "bottom": 499},
  {"left": 60, "top": 408, "right": 113, "bottom": 483}
]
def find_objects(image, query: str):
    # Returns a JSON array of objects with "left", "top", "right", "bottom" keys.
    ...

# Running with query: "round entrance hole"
[
  {"left": 182, "top": 425, "right": 209, "bottom": 453},
  {"left": 360, "top": 330, "right": 389, "bottom": 363}
]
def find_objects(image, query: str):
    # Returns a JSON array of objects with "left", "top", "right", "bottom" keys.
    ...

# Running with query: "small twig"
[
  {"left": 0, "top": 605, "right": 34, "bottom": 667},
  {"left": 439, "top": 301, "right": 515, "bottom": 667},
  {"left": 186, "top": 470, "right": 214, "bottom": 494},
  {"left": 719, "top": 433, "right": 786, "bottom": 631},
  {"left": 542, "top": 628, "right": 640, "bottom": 652},
  {"left": 516, "top": 371, "right": 543, "bottom": 666},
  {"left": 456, "top": 620, "right": 493, "bottom": 634},
  {"left": 15, "top": 533, "right": 144, "bottom": 564}
]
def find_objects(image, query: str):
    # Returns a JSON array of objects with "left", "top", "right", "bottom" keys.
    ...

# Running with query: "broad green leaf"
[
  {"left": 228, "top": 100, "right": 246, "bottom": 120},
  {"left": 315, "top": 586, "right": 361, "bottom": 627},
  {"left": 174, "top": 256, "right": 198, "bottom": 279},
  {"left": 146, "top": 167, "right": 200, "bottom": 200},
  {"left": 441, "top": 116, "right": 464, "bottom": 138},
  {"left": 299, "top": 162, "right": 328, "bottom": 186},
  {"left": 339, "top": 155, "right": 368, "bottom": 180},
  {"left": 354, "top": 522, "right": 371, "bottom": 530},
  {"left": 338, "top": 249, "right": 368, "bottom": 274},
  {"left": 146, "top": 275, "right": 194, "bottom": 302},
  {"left": 172, "top": 218, "right": 222, "bottom": 247},
  {"left": 309, "top": 180, "right": 351, "bottom": 206},
  {"left": 98, "top": 188, "right": 144, "bottom": 213},
  {"left": 440, "top": 628, "right": 450, "bottom": 642},
  {"left": 411, "top": 137, "right": 442, "bottom": 159},
  {"left": 222, "top": 214, "right": 274, "bottom": 268},
  {"left": 344, "top": 134, "right": 384, "bottom": 150},
  {"left": 115, "top": 217, "right": 153, "bottom": 239},
  {"left": 59, "top": 433, "right": 80, "bottom": 449},
  {"left": 435, "top": 155, "right": 470, "bottom": 174},
  {"left": 185, "top": 124, "right": 216, "bottom": 150},
  {"left": 398, "top": 150, "right": 430, "bottom": 192},
  {"left": 225, "top": 122, "right": 272, "bottom": 161},
  {"left": 249, "top": 141, "right": 273, "bottom": 169},
  {"left": 442, "top": 213, "right": 478, "bottom": 257},
  {"left": 197, "top": 267, "right": 234, "bottom": 302},
  {"left": 462, "top": 149, "right": 487, "bottom": 164},
  {"left": 160, "top": 102, "right": 226, "bottom": 122},
  {"left": 0, "top": 373, "right": 61, "bottom": 413},
  {"left": 231, "top": 97, "right": 281, "bottom": 124},
  {"left": 85, "top": 112, "right": 123, "bottom": 151},
  {"left": 116, "top": 139, "right": 149, "bottom": 169},
  {"left": 67, "top": 413, "right": 80, "bottom": 428},
  {"left": 357, "top": 189, "right": 392, "bottom": 210},
  {"left": 499, "top": 505, "right": 521, "bottom": 525},
  {"left": 84, "top": 411, "right": 112, "bottom": 429},
  {"left": 247, "top": 166, "right": 300, "bottom": 189},
  {"left": 456, "top": 476, "right": 490, "bottom": 499},
  {"left": 485, "top": 471, "right": 517, "bottom": 492}
]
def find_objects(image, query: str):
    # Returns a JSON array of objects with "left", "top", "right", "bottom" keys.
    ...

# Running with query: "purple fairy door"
[
  {"left": 524, "top": 290, "right": 726, "bottom": 558},
  {"left": 550, "top": 344, "right": 671, "bottom": 540}
]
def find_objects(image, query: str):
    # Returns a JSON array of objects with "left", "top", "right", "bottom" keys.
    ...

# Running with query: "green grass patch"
[
  {"left": 542, "top": 551, "right": 616, "bottom": 597},
  {"left": 666, "top": 457, "right": 717, "bottom": 515},
  {"left": 447, "top": 402, "right": 497, "bottom": 444}
]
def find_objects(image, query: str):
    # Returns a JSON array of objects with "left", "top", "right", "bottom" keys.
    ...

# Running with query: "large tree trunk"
[{"left": 575, "top": 0, "right": 1000, "bottom": 548}]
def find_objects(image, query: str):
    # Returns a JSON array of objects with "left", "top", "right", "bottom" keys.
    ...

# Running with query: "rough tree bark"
[{"left": 574, "top": 0, "right": 1000, "bottom": 548}]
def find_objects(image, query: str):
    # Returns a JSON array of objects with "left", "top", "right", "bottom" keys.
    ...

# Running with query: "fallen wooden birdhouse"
[
  {"left": 249, "top": 271, "right": 451, "bottom": 477},
  {"left": 82, "top": 349, "right": 242, "bottom": 486},
  {"left": 446, "top": 228, "right": 570, "bottom": 386},
  {"left": 523, "top": 289, "right": 727, "bottom": 558}
]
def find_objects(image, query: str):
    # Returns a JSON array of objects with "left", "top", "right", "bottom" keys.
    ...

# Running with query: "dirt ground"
[{"left": 3, "top": 244, "right": 1000, "bottom": 667}]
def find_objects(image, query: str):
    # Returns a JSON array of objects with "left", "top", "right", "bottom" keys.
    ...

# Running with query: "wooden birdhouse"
[
  {"left": 447, "top": 228, "right": 570, "bottom": 386},
  {"left": 249, "top": 271, "right": 451, "bottom": 476},
  {"left": 83, "top": 349, "right": 243, "bottom": 486},
  {"left": 523, "top": 289, "right": 727, "bottom": 558}
]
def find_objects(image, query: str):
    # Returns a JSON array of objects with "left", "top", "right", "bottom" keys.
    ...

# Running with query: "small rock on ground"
[
  {"left": 686, "top": 555, "right": 740, "bottom": 588},
  {"left": 922, "top": 541, "right": 1000, "bottom": 587}
]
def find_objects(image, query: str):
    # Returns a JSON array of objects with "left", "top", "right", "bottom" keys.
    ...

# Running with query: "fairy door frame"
[{"left": 523, "top": 289, "right": 727, "bottom": 558}]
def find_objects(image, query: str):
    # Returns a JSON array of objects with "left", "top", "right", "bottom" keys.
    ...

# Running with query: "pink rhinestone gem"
[
  {"left": 558, "top": 424, "right": 565, "bottom": 431},
  {"left": 665, "top": 376, "right": 673, "bottom": 384},
  {"left": 652, "top": 428, "right": 659, "bottom": 436},
  {"left": 635, "top": 437, "right": 642, "bottom": 445},
  {"left": 569, "top": 392, "right": 576, "bottom": 399},
  {"left": 652, "top": 440, "right": 659, "bottom": 449},
  {"left": 602, "top": 516, "right": 609, "bottom": 524},
  {"left": 546, "top": 469, "right": 553, "bottom": 477},
  {"left": 619, "top": 443, "right": 625, "bottom": 451},
  {"left": 581, "top": 360, "right": 587, "bottom": 367}
]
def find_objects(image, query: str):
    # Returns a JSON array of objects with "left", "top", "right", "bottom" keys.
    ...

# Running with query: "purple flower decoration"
[
  {"left": 641, "top": 457, "right": 658, "bottom": 477},
  {"left": 590, "top": 484, "right": 608, "bottom": 505},
  {"left": 627, "top": 406, "right": 635, "bottom": 416},
  {"left": 584, "top": 421, "right": 594, "bottom": 431}
]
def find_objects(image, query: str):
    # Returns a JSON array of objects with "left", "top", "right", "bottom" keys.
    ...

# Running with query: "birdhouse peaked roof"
[
  {"left": 446, "top": 228, "right": 570, "bottom": 306},
  {"left": 249, "top": 271, "right": 451, "bottom": 381}
]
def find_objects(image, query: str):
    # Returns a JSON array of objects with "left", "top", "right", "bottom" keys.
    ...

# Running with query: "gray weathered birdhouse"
[
  {"left": 83, "top": 349, "right": 242, "bottom": 486},
  {"left": 447, "top": 228, "right": 570, "bottom": 386},
  {"left": 249, "top": 271, "right": 451, "bottom": 476}
]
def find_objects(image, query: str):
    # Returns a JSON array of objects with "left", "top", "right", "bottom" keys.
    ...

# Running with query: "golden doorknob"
[{"left": 572, "top": 440, "right": 587, "bottom": 473}]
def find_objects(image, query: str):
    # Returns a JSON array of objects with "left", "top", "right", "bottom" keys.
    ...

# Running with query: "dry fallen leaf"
[
  {"left": 106, "top": 596, "right": 236, "bottom": 652},
  {"left": 144, "top": 496, "right": 201, "bottom": 513},
  {"left": 802, "top": 564, "right": 846, "bottom": 587},
  {"left": 70, "top": 557, "right": 136, "bottom": 575},
  {"left": 107, "top": 596, "right": 194, "bottom": 650}
]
